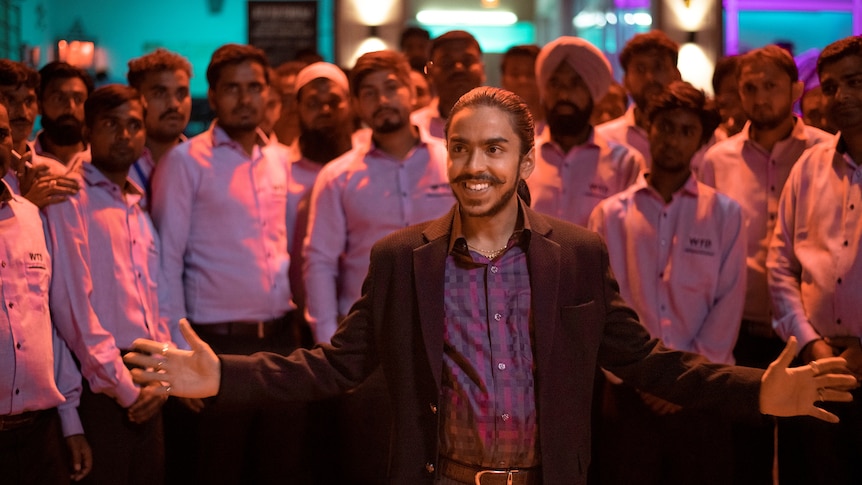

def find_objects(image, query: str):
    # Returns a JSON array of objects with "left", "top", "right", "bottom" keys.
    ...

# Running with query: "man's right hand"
[{"left": 23, "top": 173, "right": 79, "bottom": 208}]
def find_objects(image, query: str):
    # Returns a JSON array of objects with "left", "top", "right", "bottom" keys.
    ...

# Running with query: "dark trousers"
[
  {"left": 78, "top": 382, "right": 164, "bottom": 485},
  {"left": 0, "top": 409, "right": 70, "bottom": 485},
  {"left": 598, "top": 381, "right": 733, "bottom": 485},
  {"left": 180, "top": 315, "right": 311, "bottom": 485},
  {"left": 778, "top": 378, "right": 862, "bottom": 484},
  {"left": 730, "top": 327, "right": 786, "bottom": 485}
]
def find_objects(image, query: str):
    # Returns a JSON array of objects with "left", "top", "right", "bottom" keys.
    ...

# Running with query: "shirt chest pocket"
[{"left": 24, "top": 261, "right": 50, "bottom": 314}]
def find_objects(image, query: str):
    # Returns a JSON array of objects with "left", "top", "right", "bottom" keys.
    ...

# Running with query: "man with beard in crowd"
[
  {"left": 699, "top": 45, "right": 830, "bottom": 484},
  {"left": 285, "top": 62, "right": 356, "bottom": 324},
  {"left": 411, "top": 30, "right": 485, "bottom": 139},
  {"left": 0, "top": 60, "right": 79, "bottom": 208},
  {"left": 527, "top": 37, "right": 644, "bottom": 226},
  {"left": 302, "top": 50, "right": 455, "bottom": 483},
  {"left": 596, "top": 31, "right": 682, "bottom": 167},
  {"left": 126, "top": 48, "right": 192, "bottom": 212},
  {"left": 33, "top": 62, "right": 93, "bottom": 178}
]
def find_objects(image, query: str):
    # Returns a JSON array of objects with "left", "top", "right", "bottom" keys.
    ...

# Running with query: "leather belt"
[
  {"left": 439, "top": 457, "right": 541, "bottom": 485},
  {"left": 191, "top": 312, "right": 295, "bottom": 339},
  {"left": 0, "top": 409, "right": 50, "bottom": 431}
]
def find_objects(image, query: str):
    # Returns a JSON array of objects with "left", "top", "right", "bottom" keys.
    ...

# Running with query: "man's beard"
[
  {"left": 299, "top": 124, "right": 351, "bottom": 164},
  {"left": 42, "top": 114, "right": 84, "bottom": 146},
  {"left": 546, "top": 100, "right": 592, "bottom": 137},
  {"left": 452, "top": 171, "right": 519, "bottom": 218},
  {"left": 372, "top": 107, "right": 407, "bottom": 134},
  {"left": 748, "top": 107, "right": 788, "bottom": 131}
]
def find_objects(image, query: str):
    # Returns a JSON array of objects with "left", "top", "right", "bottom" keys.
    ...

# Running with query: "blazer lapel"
[
  {"left": 525, "top": 208, "right": 561, "bottom": 375},
  {"left": 414, "top": 208, "right": 455, "bottom": 391}
]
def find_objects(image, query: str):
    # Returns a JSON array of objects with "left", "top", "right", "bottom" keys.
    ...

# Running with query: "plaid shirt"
[{"left": 438, "top": 207, "right": 539, "bottom": 468}]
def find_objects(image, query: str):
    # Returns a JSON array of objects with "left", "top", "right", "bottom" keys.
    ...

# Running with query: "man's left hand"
[
  {"left": 826, "top": 336, "right": 862, "bottom": 381},
  {"left": 760, "top": 336, "right": 858, "bottom": 423}
]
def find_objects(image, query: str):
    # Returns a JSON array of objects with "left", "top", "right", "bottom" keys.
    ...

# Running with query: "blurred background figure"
[
  {"left": 590, "top": 81, "right": 628, "bottom": 126},
  {"left": 272, "top": 60, "right": 308, "bottom": 146},
  {"left": 500, "top": 44, "right": 544, "bottom": 131},
  {"left": 399, "top": 26, "right": 431, "bottom": 73}
]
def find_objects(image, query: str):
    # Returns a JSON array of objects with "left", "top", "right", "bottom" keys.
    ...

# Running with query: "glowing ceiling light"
[
  {"left": 417, "top": 9, "right": 518, "bottom": 26},
  {"left": 633, "top": 12, "right": 652, "bottom": 26}
]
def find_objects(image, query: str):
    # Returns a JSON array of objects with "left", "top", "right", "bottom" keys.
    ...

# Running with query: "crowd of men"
[{"left": 0, "top": 24, "right": 860, "bottom": 485}]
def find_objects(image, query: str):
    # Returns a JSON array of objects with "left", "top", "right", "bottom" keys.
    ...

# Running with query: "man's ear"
[
  {"left": 791, "top": 80, "right": 805, "bottom": 103},
  {"left": 207, "top": 88, "right": 216, "bottom": 112},
  {"left": 520, "top": 147, "right": 536, "bottom": 180}
]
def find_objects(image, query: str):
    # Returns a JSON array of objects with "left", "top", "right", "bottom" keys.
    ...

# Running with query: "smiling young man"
[
  {"left": 44, "top": 84, "right": 171, "bottom": 484},
  {"left": 126, "top": 87, "right": 857, "bottom": 485},
  {"left": 589, "top": 81, "right": 745, "bottom": 485},
  {"left": 126, "top": 48, "right": 192, "bottom": 210}
]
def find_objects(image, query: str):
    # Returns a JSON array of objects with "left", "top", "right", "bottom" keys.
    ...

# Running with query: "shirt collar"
[
  {"left": 835, "top": 132, "right": 860, "bottom": 169},
  {"left": 83, "top": 163, "right": 144, "bottom": 202},
  {"left": 447, "top": 196, "right": 532, "bottom": 257},
  {"left": 209, "top": 121, "right": 268, "bottom": 150},
  {"left": 632, "top": 171, "right": 699, "bottom": 199}
]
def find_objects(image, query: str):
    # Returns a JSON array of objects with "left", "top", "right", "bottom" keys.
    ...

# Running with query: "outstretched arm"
[{"left": 760, "top": 336, "right": 858, "bottom": 423}]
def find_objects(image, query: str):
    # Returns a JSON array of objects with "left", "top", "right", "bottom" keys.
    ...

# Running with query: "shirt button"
[
  {"left": 0, "top": 261, "right": 5, "bottom": 267},
  {"left": 837, "top": 318, "right": 842, "bottom": 324},
  {"left": 658, "top": 272, "right": 664, "bottom": 278},
  {"left": 15, "top": 388, "right": 19, "bottom": 395},
  {"left": 770, "top": 186, "right": 776, "bottom": 192},
  {"left": 837, "top": 278, "right": 843, "bottom": 284},
  {"left": 7, "top": 302, "right": 13, "bottom": 309},
  {"left": 425, "top": 463, "right": 435, "bottom": 473},
  {"left": 490, "top": 265, "right": 498, "bottom": 273},
  {"left": 498, "top": 363, "right": 506, "bottom": 370},
  {"left": 844, "top": 240, "right": 849, "bottom": 247},
  {"left": 851, "top": 204, "right": 856, "bottom": 210},
  {"left": 494, "top": 313, "right": 502, "bottom": 321},
  {"left": 16, "top": 342, "right": 21, "bottom": 349},
  {"left": 501, "top": 413, "right": 510, "bottom": 421}
]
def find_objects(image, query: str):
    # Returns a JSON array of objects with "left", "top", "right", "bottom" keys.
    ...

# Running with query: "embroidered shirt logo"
[{"left": 684, "top": 237, "right": 715, "bottom": 256}]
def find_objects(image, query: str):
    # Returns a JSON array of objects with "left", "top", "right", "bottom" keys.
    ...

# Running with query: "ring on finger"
[
  {"left": 156, "top": 360, "right": 165, "bottom": 370},
  {"left": 164, "top": 385, "right": 172, "bottom": 396},
  {"left": 809, "top": 360, "right": 820, "bottom": 375},
  {"left": 161, "top": 343, "right": 169, "bottom": 356}
]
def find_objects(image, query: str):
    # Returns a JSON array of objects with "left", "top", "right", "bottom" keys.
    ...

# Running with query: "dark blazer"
[{"left": 218, "top": 204, "right": 764, "bottom": 484}]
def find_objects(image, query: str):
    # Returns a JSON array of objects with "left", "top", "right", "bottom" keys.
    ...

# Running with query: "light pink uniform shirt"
[
  {"left": 589, "top": 174, "right": 746, "bottom": 364},
  {"left": 303, "top": 133, "right": 455, "bottom": 342},
  {"left": 700, "top": 118, "right": 830, "bottom": 326},
  {"left": 0, "top": 184, "right": 83, "bottom": 435},
  {"left": 528, "top": 128, "right": 644, "bottom": 226},
  {"left": 767, "top": 134, "right": 862, "bottom": 349},
  {"left": 151, "top": 124, "right": 294, "bottom": 343},
  {"left": 45, "top": 163, "right": 168, "bottom": 408}
]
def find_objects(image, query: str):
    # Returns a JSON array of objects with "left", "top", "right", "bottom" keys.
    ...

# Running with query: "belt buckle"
[{"left": 475, "top": 469, "right": 519, "bottom": 485}]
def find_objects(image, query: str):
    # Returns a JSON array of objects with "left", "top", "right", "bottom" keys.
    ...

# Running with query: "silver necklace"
[{"left": 467, "top": 242, "right": 509, "bottom": 260}]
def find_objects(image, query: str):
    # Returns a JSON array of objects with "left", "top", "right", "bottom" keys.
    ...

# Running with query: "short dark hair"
[
  {"left": 817, "top": 35, "right": 862, "bottom": 78},
  {"left": 712, "top": 55, "right": 740, "bottom": 93},
  {"left": 646, "top": 80, "right": 720, "bottom": 144},
  {"left": 400, "top": 26, "right": 430, "bottom": 49},
  {"left": 84, "top": 84, "right": 142, "bottom": 130},
  {"left": 430, "top": 30, "right": 482, "bottom": 59},
  {"left": 738, "top": 44, "right": 799, "bottom": 83},
  {"left": 206, "top": 43, "right": 270, "bottom": 88},
  {"left": 350, "top": 50, "right": 413, "bottom": 98},
  {"left": 275, "top": 60, "right": 307, "bottom": 78},
  {"left": 0, "top": 60, "right": 39, "bottom": 90},
  {"left": 500, "top": 45, "right": 540, "bottom": 74},
  {"left": 620, "top": 31, "right": 679, "bottom": 72},
  {"left": 38, "top": 61, "right": 94, "bottom": 102},
  {"left": 127, "top": 48, "right": 192, "bottom": 89},
  {"left": 446, "top": 87, "right": 534, "bottom": 158}
]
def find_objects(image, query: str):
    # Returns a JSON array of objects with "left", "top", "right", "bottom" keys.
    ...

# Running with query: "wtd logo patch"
[{"left": 684, "top": 237, "right": 715, "bottom": 256}]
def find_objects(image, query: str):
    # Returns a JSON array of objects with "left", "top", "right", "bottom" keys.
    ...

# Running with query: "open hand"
[
  {"left": 760, "top": 336, "right": 858, "bottom": 423},
  {"left": 124, "top": 319, "right": 221, "bottom": 398}
]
